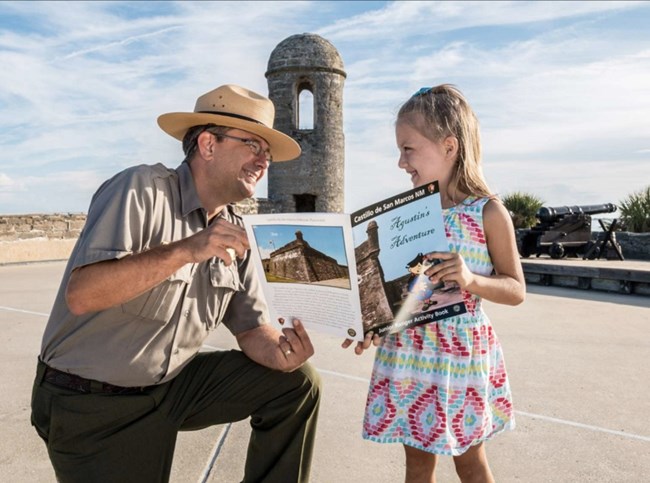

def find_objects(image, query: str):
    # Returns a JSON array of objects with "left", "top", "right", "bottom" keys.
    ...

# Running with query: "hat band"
[{"left": 197, "top": 110, "right": 264, "bottom": 125}]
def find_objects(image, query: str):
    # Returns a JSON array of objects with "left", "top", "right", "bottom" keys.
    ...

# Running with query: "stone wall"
[
  {"left": 0, "top": 200, "right": 259, "bottom": 265},
  {"left": 3, "top": 209, "right": 648, "bottom": 265},
  {"left": 354, "top": 221, "right": 394, "bottom": 331},
  {"left": 267, "top": 232, "right": 348, "bottom": 283},
  {"left": 0, "top": 214, "right": 86, "bottom": 264},
  {"left": 0, "top": 214, "right": 86, "bottom": 241},
  {"left": 615, "top": 232, "right": 650, "bottom": 260}
]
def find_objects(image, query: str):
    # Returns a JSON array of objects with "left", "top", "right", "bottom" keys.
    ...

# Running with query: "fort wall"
[
  {"left": 0, "top": 200, "right": 260, "bottom": 265},
  {"left": 0, "top": 214, "right": 85, "bottom": 264}
]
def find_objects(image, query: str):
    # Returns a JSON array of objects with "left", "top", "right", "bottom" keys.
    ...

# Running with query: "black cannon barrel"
[{"left": 537, "top": 203, "right": 617, "bottom": 223}]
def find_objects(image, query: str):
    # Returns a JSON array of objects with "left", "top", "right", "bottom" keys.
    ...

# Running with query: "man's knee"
[
  {"left": 249, "top": 362, "right": 321, "bottom": 431},
  {"left": 293, "top": 362, "right": 322, "bottom": 407}
]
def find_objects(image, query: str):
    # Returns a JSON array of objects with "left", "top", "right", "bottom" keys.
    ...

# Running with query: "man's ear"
[{"left": 197, "top": 131, "right": 215, "bottom": 158}]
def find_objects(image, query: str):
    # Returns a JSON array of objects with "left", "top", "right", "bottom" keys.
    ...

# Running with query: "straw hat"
[{"left": 158, "top": 84, "right": 301, "bottom": 162}]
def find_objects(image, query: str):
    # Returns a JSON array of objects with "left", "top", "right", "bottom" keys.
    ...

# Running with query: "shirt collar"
[
  {"left": 177, "top": 161, "right": 234, "bottom": 224},
  {"left": 177, "top": 161, "right": 203, "bottom": 218}
]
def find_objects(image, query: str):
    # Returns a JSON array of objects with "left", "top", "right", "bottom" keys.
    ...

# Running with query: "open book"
[{"left": 242, "top": 182, "right": 467, "bottom": 342}]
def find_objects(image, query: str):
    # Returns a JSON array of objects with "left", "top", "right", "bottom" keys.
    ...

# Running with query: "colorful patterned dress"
[{"left": 362, "top": 196, "right": 515, "bottom": 456}]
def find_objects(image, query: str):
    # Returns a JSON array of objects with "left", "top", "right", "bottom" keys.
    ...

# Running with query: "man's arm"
[
  {"left": 66, "top": 218, "right": 249, "bottom": 315},
  {"left": 236, "top": 319, "right": 314, "bottom": 372}
]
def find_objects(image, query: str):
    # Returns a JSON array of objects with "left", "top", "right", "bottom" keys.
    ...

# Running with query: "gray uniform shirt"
[{"left": 40, "top": 162, "right": 269, "bottom": 387}]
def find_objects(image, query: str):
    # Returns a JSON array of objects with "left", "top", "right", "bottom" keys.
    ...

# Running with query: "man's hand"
[
  {"left": 183, "top": 218, "right": 249, "bottom": 266},
  {"left": 341, "top": 331, "right": 382, "bottom": 355},
  {"left": 236, "top": 319, "right": 314, "bottom": 372},
  {"left": 66, "top": 218, "right": 250, "bottom": 315},
  {"left": 279, "top": 319, "right": 314, "bottom": 363}
]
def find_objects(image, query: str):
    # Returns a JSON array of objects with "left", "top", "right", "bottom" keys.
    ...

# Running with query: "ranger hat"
[{"left": 157, "top": 84, "right": 301, "bottom": 162}]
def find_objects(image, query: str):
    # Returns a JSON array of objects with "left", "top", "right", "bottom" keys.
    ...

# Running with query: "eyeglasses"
[{"left": 213, "top": 132, "right": 273, "bottom": 163}]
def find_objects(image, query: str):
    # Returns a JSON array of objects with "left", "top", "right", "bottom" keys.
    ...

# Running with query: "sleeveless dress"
[{"left": 362, "top": 196, "right": 515, "bottom": 456}]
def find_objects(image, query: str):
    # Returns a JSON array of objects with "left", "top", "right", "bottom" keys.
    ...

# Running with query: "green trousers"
[{"left": 31, "top": 351, "right": 321, "bottom": 483}]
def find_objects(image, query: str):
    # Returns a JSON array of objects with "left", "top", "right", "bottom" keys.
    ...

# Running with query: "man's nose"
[{"left": 254, "top": 153, "right": 271, "bottom": 169}]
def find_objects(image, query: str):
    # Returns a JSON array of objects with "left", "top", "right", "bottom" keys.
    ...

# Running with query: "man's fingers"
[
  {"left": 214, "top": 247, "right": 237, "bottom": 265},
  {"left": 279, "top": 337, "right": 293, "bottom": 357},
  {"left": 217, "top": 234, "right": 249, "bottom": 258},
  {"left": 282, "top": 319, "right": 314, "bottom": 355},
  {"left": 210, "top": 219, "right": 250, "bottom": 254},
  {"left": 187, "top": 218, "right": 252, "bottom": 264}
]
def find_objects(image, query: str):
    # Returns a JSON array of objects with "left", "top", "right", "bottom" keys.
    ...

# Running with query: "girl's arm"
[{"left": 428, "top": 199, "right": 526, "bottom": 306}]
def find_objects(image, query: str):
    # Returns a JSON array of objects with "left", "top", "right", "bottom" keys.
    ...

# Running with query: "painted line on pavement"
[
  {"left": 0, "top": 305, "right": 49, "bottom": 317},
  {"left": 198, "top": 423, "right": 233, "bottom": 483},
  {"left": 317, "top": 367, "right": 373, "bottom": 383},
  {"left": 200, "top": 350, "right": 650, "bottom": 443},
  {"left": 515, "top": 410, "right": 650, "bottom": 443},
  {"left": 318, "top": 367, "right": 650, "bottom": 443}
]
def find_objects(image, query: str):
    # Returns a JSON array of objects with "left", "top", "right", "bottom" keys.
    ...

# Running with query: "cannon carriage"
[{"left": 516, "top": 203, "right": 622, "bottom": 259}]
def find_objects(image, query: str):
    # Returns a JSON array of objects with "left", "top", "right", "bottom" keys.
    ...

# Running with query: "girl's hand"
[
  {"left": 341, "top": 331, "right": 382, "bottom": 355},
  {"left": 425, "top": 251, "right": 476, "bottom": 291}
]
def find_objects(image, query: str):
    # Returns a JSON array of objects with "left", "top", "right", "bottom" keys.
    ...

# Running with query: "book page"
[
  {"left": 351, "top": 182, "right": 467, "bottom": 335},
  {"left": 242, "top": 213, "right": 364, "bottom": 341}
]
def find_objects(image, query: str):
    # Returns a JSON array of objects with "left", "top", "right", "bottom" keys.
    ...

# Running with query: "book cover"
[
  {"left": 350, "top": 182, "right": 467, "bottom": 336},
  {"left": 242, "top": 183, "right": 466, "bottom": 341}
]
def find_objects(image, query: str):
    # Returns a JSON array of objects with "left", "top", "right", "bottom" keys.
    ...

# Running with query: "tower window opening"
[
  {"left": 297, "top": 83, "right": 314, "bottom": 130},
  {"left": 294, "top": 194, "right": 316, "bottom": 213}
]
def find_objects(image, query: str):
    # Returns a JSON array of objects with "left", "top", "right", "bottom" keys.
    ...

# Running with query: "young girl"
[{"left": 345, "top": 84, "right": 525, "bottom": 482}]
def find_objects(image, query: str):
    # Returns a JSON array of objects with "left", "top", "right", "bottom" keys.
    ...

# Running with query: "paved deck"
[
  {"left": 1, "top": 261, "right": 649, "bottom": 482},
  {"left": 522, "top": 257, "right": 650, "bottom": 295}
]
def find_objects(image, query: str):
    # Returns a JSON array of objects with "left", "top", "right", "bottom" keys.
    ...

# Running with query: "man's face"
[{"left": 208, "top": 128, "right": 272, "bottom": 201}]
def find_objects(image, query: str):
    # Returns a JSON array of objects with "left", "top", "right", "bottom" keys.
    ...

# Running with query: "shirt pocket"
[
  {"left": 205, "top": 260, "right": 244, "bottom": 328},
  {"left": 121, "top": 264, "right": 192, "bottom": 322}
]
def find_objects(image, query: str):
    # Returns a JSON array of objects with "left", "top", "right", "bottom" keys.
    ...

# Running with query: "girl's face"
[{"left": 396, "top": 119, "right": 455, "bottom": 188}]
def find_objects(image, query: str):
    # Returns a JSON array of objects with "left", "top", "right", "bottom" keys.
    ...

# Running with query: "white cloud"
[
  {"left": 0, "top": 173, "right": 21, "bottom": 190},
  {"left": 0, "top": 1, "right": 649, "bottom": 215},
  {"left": 0, "top": 169, "right": 107, "bottom": 214},
  {"left": 320, "top": 1, "right": 640, "bottom": 41},
  {"left": 328, "top": 1, "right": 650, "bottom": 210}
]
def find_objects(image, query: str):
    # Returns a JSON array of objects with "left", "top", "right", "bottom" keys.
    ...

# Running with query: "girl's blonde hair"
[{"left": 397, "top": 84, "right": 492, "bottom": 199}]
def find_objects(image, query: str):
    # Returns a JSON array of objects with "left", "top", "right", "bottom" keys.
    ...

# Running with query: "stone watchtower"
[{"left": 265, "top": 33, "right": 346, "bottom": 213}]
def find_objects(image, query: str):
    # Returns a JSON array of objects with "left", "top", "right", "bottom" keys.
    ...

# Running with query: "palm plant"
[
  {"left": 618, "top": 186, "right": 650, "bottom": 232},
  {"left": 502, "top": 192, "right": 544, "bottom": 229}
]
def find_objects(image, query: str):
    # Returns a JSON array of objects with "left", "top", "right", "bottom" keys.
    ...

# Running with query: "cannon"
[{"left": 516, "top": 203, "right": 621, "bottom": 259}]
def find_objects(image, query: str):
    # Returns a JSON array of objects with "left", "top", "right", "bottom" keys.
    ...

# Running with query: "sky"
[{"left": 1, "top": 1, "right": 649, "bottom": 215}]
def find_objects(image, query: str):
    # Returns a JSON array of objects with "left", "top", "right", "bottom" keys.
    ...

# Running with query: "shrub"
[
  {"left": 618, "top": 186, "right": 650, "bottom": 233},
  {"left": 502, "top": 192, "right": 544, "bottom": 229}
]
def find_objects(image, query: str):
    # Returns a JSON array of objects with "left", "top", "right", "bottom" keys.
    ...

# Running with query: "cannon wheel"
[{"left": 549, "top": 242, "right": 565, "bottom": 259}]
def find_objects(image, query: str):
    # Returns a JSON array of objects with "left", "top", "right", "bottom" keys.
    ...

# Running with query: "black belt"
[{"left": 43, "top": 365, "right": 150, "bottom": 395}]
